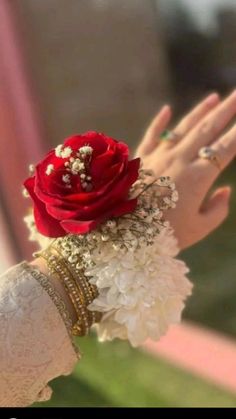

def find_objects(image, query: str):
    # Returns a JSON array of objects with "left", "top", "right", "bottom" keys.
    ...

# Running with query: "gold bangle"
[
  {"left": 50, "top": 243, "right": 101, "bottom": 325},
  {"left": 40, "top": 249, "right": 91, "bottom": 336},
  {"left": 20, "top": 261, "right": 81, "bottom": 358},
  {"left": 49, "top": 244, "right": 100, "bottom": 326}
]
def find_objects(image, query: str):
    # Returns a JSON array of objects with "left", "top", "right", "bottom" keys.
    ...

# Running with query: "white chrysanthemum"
[{"left": 87, "top": 228, "right": 192, "bottom": 347}]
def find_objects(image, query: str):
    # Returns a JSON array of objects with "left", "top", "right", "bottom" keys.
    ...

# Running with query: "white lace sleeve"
[{"left": 0, "top": 262, "right": 80, "bottom": 407}]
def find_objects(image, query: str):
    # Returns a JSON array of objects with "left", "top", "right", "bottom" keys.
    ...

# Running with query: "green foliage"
[{"left": 34, "top": 335, "right": 236, "bottom": 407}]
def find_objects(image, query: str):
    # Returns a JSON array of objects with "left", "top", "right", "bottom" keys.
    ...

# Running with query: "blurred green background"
[
  {"left": 5, "top": 0, "right": 236, "bottom": 407},
  {"left": 34, "top": 334, "right": 236, "bottom": 408},
  {"left": 184, "top": 163, "right": 236, "bottom": 337}
]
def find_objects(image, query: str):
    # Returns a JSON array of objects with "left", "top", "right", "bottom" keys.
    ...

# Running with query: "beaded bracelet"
[
  {"left": 53, "top": 240, "right": 103, "bottom": 327},
  {"left": 38, "top": 246, "right": 101, "bottom": 337},
  {"left": 50, "top": 242, "right": 100, "bottom": 326}
]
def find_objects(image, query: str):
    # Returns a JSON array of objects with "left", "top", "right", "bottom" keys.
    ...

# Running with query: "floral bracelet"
[{"left": 23, "top": 131, "right": 192, "bottom": 347}]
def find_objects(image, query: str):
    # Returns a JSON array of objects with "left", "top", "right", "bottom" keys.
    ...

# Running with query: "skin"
[
  {"left": 31, "top": 89, "right": 236, "bottom": 317},
  {"left": 136, "top": 90, "right": 236, "bottom": 250}
]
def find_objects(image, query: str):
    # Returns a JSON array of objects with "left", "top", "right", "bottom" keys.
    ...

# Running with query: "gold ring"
[{"left": 198, "top": 146, "right": 221, "bottom": 170}]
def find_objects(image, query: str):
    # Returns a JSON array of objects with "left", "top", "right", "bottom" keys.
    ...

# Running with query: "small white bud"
[
  {"left": 22, "top": 188, "right": 29, "bottom": 198},
  {"left": 45, "top": 164, "right": 54, "bottom": 175},
  {"left": 55, "top": 144, "right": 63, "bottom": 157},
  {"left": 62, "top": 174, "right": 70, "bottom": 183},
  {"left": 61, "top": 146, "right": 72, "bottom": 158},
  {"left": 79, "top": 145, "right": 93, "bottom": 155},
  {"left": 28, "top": 164, "right": 35, "bottom": 174}
]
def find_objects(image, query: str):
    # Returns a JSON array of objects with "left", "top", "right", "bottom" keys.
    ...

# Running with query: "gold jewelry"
[
  {"left": 198, "top": 146, "right": 221, "bottom": 170},
  {"left": 50, "top": 242, "right": 101, "bottom": 326},
  {"left": 39, "top": 246, "right": 101, "bottom": 337},
  {"left": 40, "top": 249, "right": 88, "bottom": 336}
]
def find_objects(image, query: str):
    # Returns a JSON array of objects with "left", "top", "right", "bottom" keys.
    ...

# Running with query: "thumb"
[{"left": 200, "top": 186, "right": 232, "bottom": 234}]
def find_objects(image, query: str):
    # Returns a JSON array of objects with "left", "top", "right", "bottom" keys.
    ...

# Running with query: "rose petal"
[
  {"left": 108, "top": 198, "right": 138, "bottom": 217},
  {"left": 61, "top": 218, "right": 99, "bottom": 234},
  {"left": 24, "top": 177, "right": 66, "bottom": 237},
  {"left": 90, "top": 149, "right": 115, "bottom": 178},
  {"left": 64, "top": 132, "right": 108, "bottom": 156},
  {"left": 60, "top": 198, "right": 138, "bottom": 235},
  {"left": 49, "top": 157, "right": 140, "bottom": 220},
  {"left": 46, "top": 203, "right": 80, "bottom": 220},
  {"left": 115, "top": 141, "right": 129, "bottom": 159},
  {"left": 94, "top": 161, "right": 124, "bottom": 189}
]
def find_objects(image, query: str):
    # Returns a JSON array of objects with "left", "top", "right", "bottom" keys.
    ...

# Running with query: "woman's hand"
[{"left": 135, "top": 91, "right": 236, "bottom": 250}]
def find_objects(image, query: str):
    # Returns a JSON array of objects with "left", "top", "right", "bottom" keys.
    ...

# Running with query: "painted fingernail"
[{"left": 206, "top": 93, "right": 219, "bottom": 105}]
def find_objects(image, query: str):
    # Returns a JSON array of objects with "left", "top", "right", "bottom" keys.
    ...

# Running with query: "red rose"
[{"left": 24, "top": 131, "right": 140, "bottom": 237}]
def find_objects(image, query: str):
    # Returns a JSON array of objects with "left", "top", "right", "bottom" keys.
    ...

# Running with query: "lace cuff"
[{"left": 0, "top": 262, "right": 80, "bottom": 407}]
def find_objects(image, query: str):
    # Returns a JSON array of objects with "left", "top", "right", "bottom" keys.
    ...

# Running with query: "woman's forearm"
[{"left": 0, "top": 261, "right": 79, "bottom": 406}]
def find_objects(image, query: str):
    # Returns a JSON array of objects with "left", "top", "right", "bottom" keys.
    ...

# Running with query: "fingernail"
[
  {"left": 221, "top": 186, "right": 232, "bottom": 198},
  {"left": 206, "top": 93, "right": 219, "bottom": 105},
  {"left": 161, "top": 104, "right": 170, "bottom": 112},
  {"left": 160, "top": 105, "right": 171, "bottom": 117}
]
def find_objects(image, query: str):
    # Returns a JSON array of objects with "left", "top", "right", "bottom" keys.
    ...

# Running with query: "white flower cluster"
[
  {"left": 50, "top": 143, "right": 93, "bottom": 191},
  {"left": 55, "top": 144, "right": 72, "bottom": 158},
  {"left": 87, "top": 227, "right": 192, "bottom": 347}
]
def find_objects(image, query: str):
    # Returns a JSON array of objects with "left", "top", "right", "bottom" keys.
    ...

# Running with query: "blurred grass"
[
  {"left": 34, "top": 162, "right": 236, "bottom": 408},
  {"left": 34, "top": 335, "right": 236, "bottom": 407}
]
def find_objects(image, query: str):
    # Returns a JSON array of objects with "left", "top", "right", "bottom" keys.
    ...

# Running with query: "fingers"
[
  {"left": 137, "top": 92, "right": 220, "bottom": 157},
  {"left": 136, "top": 105, "right": 171, "bottom": 156},
  {"left": 213, "top": 122, "right": 236, "bottom": 170},
  {"left": 174, "top": 93, "right": 220, "bottom": 138},
  {"left": 200, "top": 186, "right": 231, "bottom": 235},
  {"left": 178, "top": 90, "right": 236, "bottom": 159},
  {"left": 193, "top": 121, "right": 236, "bottom": 190}
]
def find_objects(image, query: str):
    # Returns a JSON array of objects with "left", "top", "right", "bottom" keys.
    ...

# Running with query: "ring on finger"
[
  {"left": 198, "top": 146, "right": 221, "bottom": 170},
  {"left": 160, "top": 130, "right": 180, "bottom": 143}
]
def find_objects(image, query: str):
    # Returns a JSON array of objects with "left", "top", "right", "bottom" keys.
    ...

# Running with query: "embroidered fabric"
[{"left": 0, "top": 262, "right": 79, "bottom": 407}]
